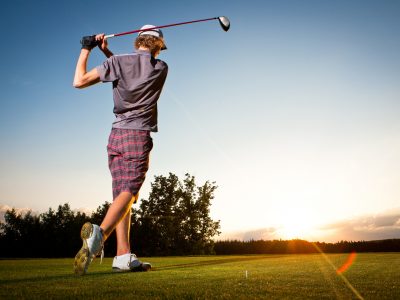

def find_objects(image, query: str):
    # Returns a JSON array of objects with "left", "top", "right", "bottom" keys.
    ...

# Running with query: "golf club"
[{"left": 104, "top": 16, "right": 230, "bottom": 39}]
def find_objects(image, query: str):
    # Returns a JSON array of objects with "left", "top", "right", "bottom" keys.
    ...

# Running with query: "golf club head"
[{"left": 218, "top": 16, "right": 230, "bottom": 31}]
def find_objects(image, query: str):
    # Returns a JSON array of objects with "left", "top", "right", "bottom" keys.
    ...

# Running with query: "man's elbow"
[{"left": 73, "top": 80, "right": 85, "bottom": 89}]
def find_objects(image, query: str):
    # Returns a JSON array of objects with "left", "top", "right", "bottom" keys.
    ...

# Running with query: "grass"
[{"left": 0, "top": 253, "right": 399, "bottom": 299}]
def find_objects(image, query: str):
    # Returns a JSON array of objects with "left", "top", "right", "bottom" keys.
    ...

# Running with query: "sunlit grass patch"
[{"left": 0, "top": 253, "right": 399, "bottom": 299}]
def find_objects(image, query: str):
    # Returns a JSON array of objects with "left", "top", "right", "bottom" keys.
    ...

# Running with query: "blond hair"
[{"left": 135, "top": 35, "right": 165, "bottom": 57}]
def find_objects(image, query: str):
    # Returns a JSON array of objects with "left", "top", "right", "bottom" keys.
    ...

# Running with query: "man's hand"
[
  {"left": 95, "top": 33, "right": 114, "bottom": 58},
  {"left": 80, "top": 35, "right": 99, "bottom": 50},
  {"left": 95, "top": 33, "right": 108, "bottom": 51}
]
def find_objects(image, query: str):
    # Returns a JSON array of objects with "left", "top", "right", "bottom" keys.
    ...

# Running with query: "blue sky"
[{"left": 1, "top": 0, "right": 399, "bottom": 241}]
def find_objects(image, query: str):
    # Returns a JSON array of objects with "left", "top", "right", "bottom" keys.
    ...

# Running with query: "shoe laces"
[
  {"left": 100, "top": 248, "right": 104, "bottom": 264},
  {"left": 128, "top": 253, "right": 140, "bottom": 268}
]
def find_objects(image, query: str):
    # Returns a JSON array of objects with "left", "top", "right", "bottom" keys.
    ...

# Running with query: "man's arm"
[
  {"left": 73, "top": 49, "right": 100, "bottom": 89},
  {"left": 73, "top": 34, "right": 113, "bottom": 89}
]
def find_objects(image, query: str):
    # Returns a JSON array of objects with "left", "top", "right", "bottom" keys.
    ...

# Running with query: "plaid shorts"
[{"left": 107, "top": 128, "right": 153, "bottom": 200}]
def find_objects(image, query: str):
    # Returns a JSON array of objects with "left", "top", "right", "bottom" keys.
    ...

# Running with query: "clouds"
[
  {"left": 219, "top": 208, "right": 400, "bottom": 242},
  {"left": 218, "top": 227, "right": 280, "bottom": 241},
  {"left": 319, "top": 209, "right": 400, "bottom": 242}
]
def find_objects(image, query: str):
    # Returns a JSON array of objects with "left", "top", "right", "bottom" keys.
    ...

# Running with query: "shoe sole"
[
  {"left": 112, "top": 263, "right": 152, "bottom": 272},
  {"left": 73, "top": 222, "right": 93, "bottom": 276},
  {"left": 140, "top": 263, "right": 152, "bottom": 272}
]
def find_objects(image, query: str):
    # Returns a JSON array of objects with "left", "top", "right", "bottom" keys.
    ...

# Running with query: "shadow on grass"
[
  {"left": 0, "top": 270, "right": 121, "bottom": 285},
  {"left": 153, "top": 255, "right": 284, "bottom": 271},
  {"left": 0, "top": 255, "right": 282, "bottom": 285}
]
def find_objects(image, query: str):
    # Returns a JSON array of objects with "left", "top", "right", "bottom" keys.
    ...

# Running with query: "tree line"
[
  {"left": 1, "top": 172, "right": 399, "bottom": 257},
  {"left": 214, "top": 239, "right": 400, "bottom": 255},
  {"left": 0, "top": 173, "right": 220, "bottom": 258}
]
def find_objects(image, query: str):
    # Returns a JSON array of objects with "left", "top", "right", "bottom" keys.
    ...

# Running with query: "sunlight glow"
[{"left": 276, "top": 207, "right": 321, "bottom": 240}]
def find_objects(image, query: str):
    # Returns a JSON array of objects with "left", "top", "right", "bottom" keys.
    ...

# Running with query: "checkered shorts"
[{"left": 107, "top": 128, "right": 153, "bottom": 200}]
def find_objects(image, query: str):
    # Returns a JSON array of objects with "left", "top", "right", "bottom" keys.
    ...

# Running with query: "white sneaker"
[
  {"left": 74, "top": 222, "right": 104, "bottom": 275},
  {"left": 112, "top": 253, "right": 152, "bottom": 272}
]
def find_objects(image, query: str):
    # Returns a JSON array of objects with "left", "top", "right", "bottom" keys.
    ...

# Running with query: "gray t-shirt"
[{"left": 97, "top": 49, "right": 168, "bottom": 132}]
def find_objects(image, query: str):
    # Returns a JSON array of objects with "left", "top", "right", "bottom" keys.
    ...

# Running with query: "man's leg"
[
  {"left": 100, "top": 191, "right": 136, "bottom": 240},
  {"left": 74, "top": 191, "right": 136, "bottom": 275},
  {"left": 106, "top": 192, "right": 152, "bottom": 272},
  {"left": 115, "top": 208, "right": 131, "bottom": 256}
]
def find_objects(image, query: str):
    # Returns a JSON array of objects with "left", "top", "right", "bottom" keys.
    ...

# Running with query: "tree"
[
  {"left": 40, "top": 203, "right": 91, "bottom": 257},
  {"left": 0, "top": 209, "right": 42, "bottom": 257},
  {"left": 132, "top": 173, "right": 220, "bottom": 256},
  {"left": 177, "top": 174, "right": 220, "bottom": 254}
]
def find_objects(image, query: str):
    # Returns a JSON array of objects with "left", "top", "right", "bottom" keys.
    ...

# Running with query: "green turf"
[{"left": 0, "top": 253, "right": 399, "bottom": 299}]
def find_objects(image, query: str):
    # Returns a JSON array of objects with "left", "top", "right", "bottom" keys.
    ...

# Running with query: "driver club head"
[{"left": 218, "top": 16, "right": 230, "bottom": 31}]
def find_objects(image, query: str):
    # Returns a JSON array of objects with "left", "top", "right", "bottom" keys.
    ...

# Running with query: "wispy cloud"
[
  {"left": 218, "top": 227, "right": 280, "bottom": 241},
  {"left": 318, "top": 208, "right": 400, "bottom": 242},
  {"left": 72, "top": 207, "right": 93, "bottom": 216}
]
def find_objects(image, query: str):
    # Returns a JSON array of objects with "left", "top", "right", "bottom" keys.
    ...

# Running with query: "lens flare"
[
  {"left": 337, "top": 251, "right": 357, "bottom": 274},
  {"left": 312, "top": 243, "right": 364, "bottom": 299}
]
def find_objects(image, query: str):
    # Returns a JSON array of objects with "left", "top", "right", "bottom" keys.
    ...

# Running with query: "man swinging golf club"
[{"left": 72, "top": 25, "right": 168, "bottom": 275}]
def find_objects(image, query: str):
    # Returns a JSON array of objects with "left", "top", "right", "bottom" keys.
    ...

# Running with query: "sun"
[
  {"left": 279, "top": 220, "right": 315, "bottom": 240},
  {"left": 276, "top": 207, "right": 320, "bottom": 240}
]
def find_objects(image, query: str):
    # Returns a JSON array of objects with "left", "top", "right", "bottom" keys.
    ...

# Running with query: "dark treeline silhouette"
[
  {"left": 0, "top": 173, "right": 220, "bottom": 258},
  {"left": 0, "top": 203, "right": 112, "bottom": 258},
  {"left": 2, "top": 201, "right": 399, "bottom": 257},
  {"left": 214, "top": 239, "right": 400, "bottom": 255}
]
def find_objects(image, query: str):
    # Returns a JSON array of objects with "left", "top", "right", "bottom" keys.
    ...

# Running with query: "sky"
[{"left": 0, "top": 0, "right": 399, "bottom": 242}]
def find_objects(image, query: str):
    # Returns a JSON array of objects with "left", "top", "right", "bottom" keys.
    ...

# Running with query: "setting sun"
[{"left": 276, "top": 207, "right": 321, "bottom": 240}]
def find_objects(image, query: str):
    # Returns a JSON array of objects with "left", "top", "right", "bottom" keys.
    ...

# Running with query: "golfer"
[{"left": 72, "top": 26, "right": 168, "bottom": 275}]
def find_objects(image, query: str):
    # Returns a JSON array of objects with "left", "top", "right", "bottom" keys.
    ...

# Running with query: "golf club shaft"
[{"left": 105, "top": 17, "right": 218, "bottom": 39}]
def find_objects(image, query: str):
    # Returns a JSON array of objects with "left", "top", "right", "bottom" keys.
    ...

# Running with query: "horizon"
[{"left": 1, "top": 202, "right": 399, "bottom": 243}]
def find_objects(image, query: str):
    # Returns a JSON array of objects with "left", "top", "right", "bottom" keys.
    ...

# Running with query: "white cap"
[
  {"left": 138, "top": 25, "right": 167, "bottom": 50},
  {"left": 138, "top": 24, "right": 164, "bottom": 38}
]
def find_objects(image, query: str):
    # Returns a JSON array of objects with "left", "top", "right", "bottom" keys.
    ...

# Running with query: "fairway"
[{"left": 0, "top": 253, "right": 399, "bottom": 299}]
